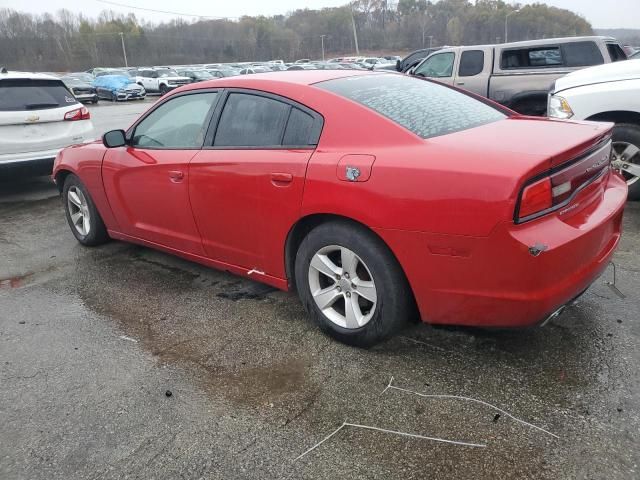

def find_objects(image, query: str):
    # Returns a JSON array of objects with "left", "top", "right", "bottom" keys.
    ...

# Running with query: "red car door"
[
  {"left": 102, "top": 91, "right": 219, "bottom": 254},
  {"left": 189, "top": 91, "right": 323, "bottom": 278}
]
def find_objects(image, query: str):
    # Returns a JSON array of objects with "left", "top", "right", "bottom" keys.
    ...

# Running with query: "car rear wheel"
[
  {"left": 63, "top": 174, "right": 109, "bottom": 246},
  {"left": 159, "top": 84, "right": 169, "bottom": 95},
  {"left": 611, "top": 123, "right": 640, "bottom": 201},
  {"left": 294, "top": 221, "right": 413, "bottom": 347}
]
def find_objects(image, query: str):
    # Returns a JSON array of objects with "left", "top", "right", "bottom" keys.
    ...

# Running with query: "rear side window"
[
  {"left": 501, "top": 46, "right": 563, "bottom": 69},
  {"left": 214, "top": 93, "right": 290, "bottom": 147},
  {"left": 0, "top": 79, "right": 77, "bottom": 111},
  {"left": 562, "top": 41, "right": 604, "bottom": 67},
  {"left": 318, "top": 74, "right": 506, "bottom": 139},
  {"left": 607, "top": 43, "right": 628, "bottom": 62},
  {"left": 459, "top": 50, "right": 485, "bottom": 77},
  {"left": 283, "top": 108, "right": 315, "bottom": 146}
]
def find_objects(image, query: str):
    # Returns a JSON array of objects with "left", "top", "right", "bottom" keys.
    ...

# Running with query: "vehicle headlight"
[{"left": 548, "top": 95, "right": 574, "bottom": 119}]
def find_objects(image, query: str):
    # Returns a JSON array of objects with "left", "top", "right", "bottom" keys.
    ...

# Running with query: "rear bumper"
[
  {"left": 376, "top": 172, "right": 627, "bottom": 328},
  {"left": 0, "top": 148, "right": 64, "bottom": 166}
]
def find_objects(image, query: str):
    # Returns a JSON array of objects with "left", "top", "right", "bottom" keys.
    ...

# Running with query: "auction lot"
[{"left": 1, "top": 103, "right": 640, "bottom": 479}]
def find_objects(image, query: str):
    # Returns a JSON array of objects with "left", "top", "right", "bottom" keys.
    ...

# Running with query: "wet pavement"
[{"left": 1, "top": 173, "right": 639, "bottom": 479}]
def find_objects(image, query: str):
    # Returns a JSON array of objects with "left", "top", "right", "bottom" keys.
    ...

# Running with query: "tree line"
[{"left": 0, "top": 0, "right": 594, "bottom": 71}]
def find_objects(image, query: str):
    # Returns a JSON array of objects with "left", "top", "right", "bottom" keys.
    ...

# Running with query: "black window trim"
[
  {"left": 203, "top": 88, "right": 324, "bottom": 150},
  {"left": 125, "top": 89, "right": 221, "bottom": 151}
]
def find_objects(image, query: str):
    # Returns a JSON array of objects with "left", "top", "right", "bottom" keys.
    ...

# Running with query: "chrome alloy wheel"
[
  {"left": 611, "top": 141, "right": 640, "bottom": 186},
  {"left": 67, "top": 186, "right": 91, "bottom": 236},
  {"left": 307, "top": 245, "right": 377, "bottom": 329}
]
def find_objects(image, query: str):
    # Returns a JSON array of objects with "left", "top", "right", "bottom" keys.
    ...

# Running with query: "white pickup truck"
[
  {"left": 135, "top": 67, "right": 191, "bottom": 95},
  {"left": 548, "top": 59, "right": 640, "bottom": 200}
]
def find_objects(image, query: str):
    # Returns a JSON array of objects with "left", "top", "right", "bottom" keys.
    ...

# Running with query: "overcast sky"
[{"left": 1, "top": 0, "right": 638, "bottom": 29}]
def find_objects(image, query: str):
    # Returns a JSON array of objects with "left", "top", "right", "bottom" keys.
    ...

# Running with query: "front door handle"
[
  {"left": 271, "top": 172, "right": 293, "bottom": 186},
  {"left": 456, "top": 81, "right": 465, "bottom": 85},
  {"left": 169, "top": 170, "right": 184, "bottom": 182}
]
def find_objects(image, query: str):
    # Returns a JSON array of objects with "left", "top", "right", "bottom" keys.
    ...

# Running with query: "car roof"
[
  {"left": 0, "top": 71, "right": 61, "bottom": 81},
  {"left": 181, "top": 69, "right": 386, "bottom": 91}
]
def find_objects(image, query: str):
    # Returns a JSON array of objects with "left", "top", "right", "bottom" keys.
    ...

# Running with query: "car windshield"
[
  {"left": 156, "top": 69, "right": 178, "bottom": 77},
  {"left": 61, "top": 77, "right": 84, "bottom": 86},
  {"left": 0, "top": 78, "right": 78, "bottom": 111},
  {"left": 317, "top": 74, "right": 506, "bottom": 139}
]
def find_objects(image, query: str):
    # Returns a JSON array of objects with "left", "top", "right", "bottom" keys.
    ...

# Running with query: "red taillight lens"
[
  {"left": 64, "top": 106, "right": 90, "bottom": 121},
  {"left": 518, "top": 177, "right": 552, "bottom": 219}
]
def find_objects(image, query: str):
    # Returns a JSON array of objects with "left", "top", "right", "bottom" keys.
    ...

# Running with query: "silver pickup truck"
[{"left": 412, "top": 36, "right": 627, "bottom": 115}]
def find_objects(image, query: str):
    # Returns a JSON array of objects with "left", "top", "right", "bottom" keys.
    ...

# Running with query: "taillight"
[
  {"left": 518, "top": 177, "right": 552, "bottom": 219},
  {"left": 515, "top": 140, "right": 613, "bottom": 223},
  {"left": 64, "top": 106, "right": 90, "bottom": 121}
]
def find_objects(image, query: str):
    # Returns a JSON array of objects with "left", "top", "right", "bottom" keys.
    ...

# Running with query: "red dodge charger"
[{"left": 53, "top": 70, "right": 627, "bottom": 346}]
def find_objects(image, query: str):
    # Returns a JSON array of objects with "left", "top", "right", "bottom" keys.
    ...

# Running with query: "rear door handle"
[
  {"left": 169, "top": 170, "right": 184, "bottom": 182},
  {"left": 271, "top": 172, "right": 293, "bottom": 185}
]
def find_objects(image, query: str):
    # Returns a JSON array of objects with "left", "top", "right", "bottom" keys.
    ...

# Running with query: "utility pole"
[
  {"left": 350, "top": 5, "right": 360, "bottom": 55},
  {"left": 320, "top": 34, "right": 327, "bottom": 61},
  {"left": 119, "top": 32, "right": 128, "bottom": 67},
  {"left": 505, "top": 9, "right": 520, "bottom": 43}
]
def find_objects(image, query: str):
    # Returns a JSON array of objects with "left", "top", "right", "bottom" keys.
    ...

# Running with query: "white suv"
[
  {"left": 548, "top": 60, "right": 640, "bottom": 199},
  {"left": 0, "top": 70, "right": 94, "bottom": 175},
  {"left": 135, "top": 68, "right": 191, "bottom": 95}
]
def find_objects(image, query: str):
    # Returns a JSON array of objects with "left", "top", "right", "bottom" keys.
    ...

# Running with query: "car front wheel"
[
  {"left": 295, "top": 221, "right": 413, "bottom": 347},
  {"left": 62, "top": 174, "right": 109, "bottom": 246}
]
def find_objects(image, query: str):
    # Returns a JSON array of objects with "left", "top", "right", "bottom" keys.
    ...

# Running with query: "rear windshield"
[
  {"left": 0, "top": 79, "right": 77, "bottom": 112},
  {"left": 317, "top": 74, "right": 506, "bottom": 139}
]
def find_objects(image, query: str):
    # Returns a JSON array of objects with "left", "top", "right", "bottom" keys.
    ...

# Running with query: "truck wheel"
[
  {"left": 294, "top": 221, "right": 414, "bottom": 347},
  {"left": 159, "top": 84, "right": 169, "bottom": 95},
  {"left": 612, "top": 123, "right": 640, "bottom": 201}
]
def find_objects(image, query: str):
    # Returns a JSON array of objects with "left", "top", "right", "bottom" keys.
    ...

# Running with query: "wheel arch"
[
  {"left": 54, "top": 168, "right": 74, "bottom": 193},
  {"left": 586, "top": 110, "right": 640, "bottom": 125},
  {"left": 284, "top": 213, "right": 418, "bottom": 315}
]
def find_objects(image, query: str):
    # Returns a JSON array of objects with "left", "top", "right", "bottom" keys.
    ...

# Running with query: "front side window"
[
  {"left": 132, "top": 92, "right": 218, "bottom": 148},
  {"left": 607, "top": 43, "right": 628, "bottom": 62},
  {"left": 414, "top": 52, "right": 455, "bottom": 78},
  {"left": 459, "top": 50, "right": 485, "bottom": 77},
  {"left": 214, "top": 93, "right": 290, "bottom": 147},
  {"left": 317, "top": 74, "right": 506, "bottom": 139}
]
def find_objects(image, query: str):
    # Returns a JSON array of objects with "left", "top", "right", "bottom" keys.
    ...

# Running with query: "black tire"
[
  {"left": 294, "top": 221, "right": 414, "bottom": 347},
  {"left": 111, "top": 91, "right": 116, "bottom": 102},
  {"left": 159, "top": 84, "right": 169, "bottom": 95},
  {"left": 612, "top": 123, "right": 640, "bottom": 201},
  {"left": 62, "top": 174, "right": 109, "bottom": 246}
]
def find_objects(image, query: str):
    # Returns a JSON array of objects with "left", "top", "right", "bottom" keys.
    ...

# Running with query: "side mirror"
[
  {"left": 396, "top": 59, "right": 401, "bottom": 72},
  {"left": 103, "top": 129, "right": 126, "bottom": 148}
]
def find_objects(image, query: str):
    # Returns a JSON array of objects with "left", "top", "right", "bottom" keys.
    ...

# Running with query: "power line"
[{"left": 94, "top": 0, "right": 240, "bottom": 20}]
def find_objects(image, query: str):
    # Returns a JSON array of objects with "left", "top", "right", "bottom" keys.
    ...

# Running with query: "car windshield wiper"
[{"left": 24, "top": 103, "right": 60, "bottom": 110}]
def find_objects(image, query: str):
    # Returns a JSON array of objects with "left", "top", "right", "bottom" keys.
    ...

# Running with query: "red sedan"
[{"left": 53, "top": 71, "right": 627, "bottom": 346}]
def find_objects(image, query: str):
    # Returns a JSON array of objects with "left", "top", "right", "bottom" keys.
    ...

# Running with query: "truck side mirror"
[{"left": 396, "top": 59, "right": 401, "bottom": 72}]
